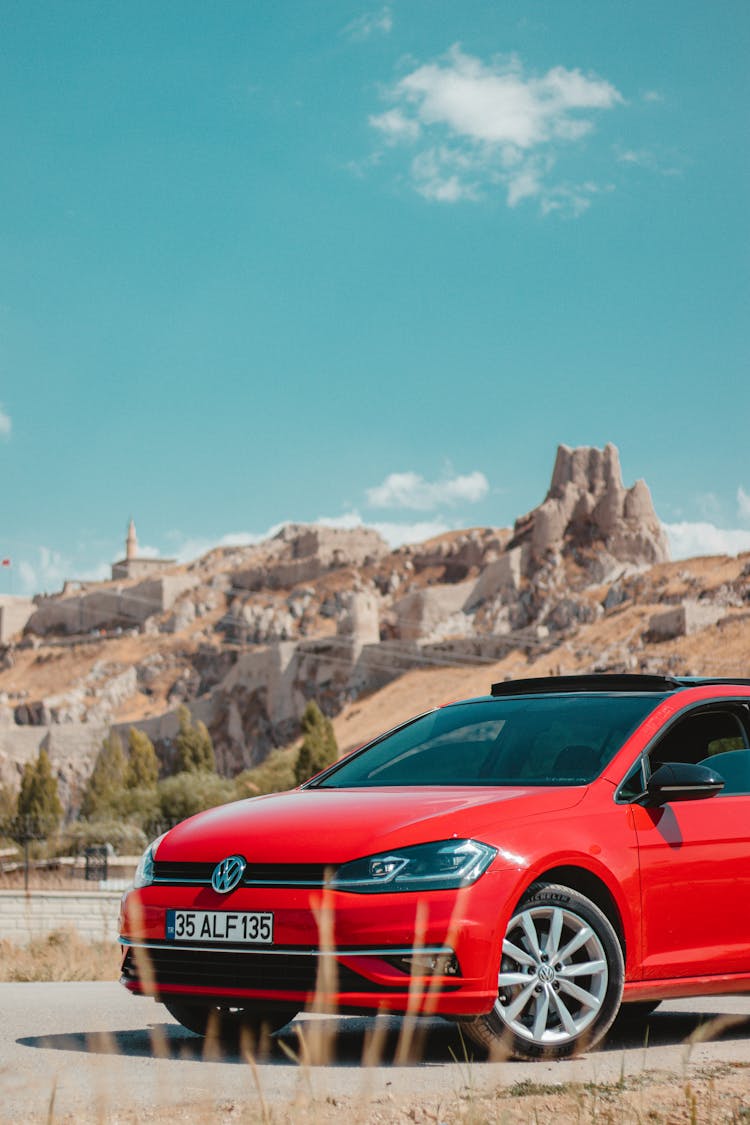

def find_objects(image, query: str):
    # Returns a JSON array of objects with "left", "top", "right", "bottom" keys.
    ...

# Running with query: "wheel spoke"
[
  {"left": 520, "top": 911, "right": 542, "bottom": 961},
  {"left": 556, "top": 959, "right": 606, "bottom": 979},
  {"left": 559, "top": 979, "right": 601, "bottom": 1011},
  {"left": 502, "top": 938, "right": 536, "bottom": 969},
  {"left": 504, "top": 980, "right": 537, "bottom": 1022},
  {"left": 532, "top": 987, "right": 550, "bottom": 1040},
  {"left": 546, "top": 907, "right": 564, "bottom": 959},
  {"left": 550, "top": 988, "right": 578, "bottom": 1037},
  {"left": 556, "top": 924, "right": 593, "bottom": 964},
  {"left": 498, "top": 971, "right": 534, "bottom": 987}
]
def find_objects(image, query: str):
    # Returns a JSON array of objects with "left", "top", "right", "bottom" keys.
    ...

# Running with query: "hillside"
[{"left": 1, "top": 443, "right": 748, "bottom": 809}]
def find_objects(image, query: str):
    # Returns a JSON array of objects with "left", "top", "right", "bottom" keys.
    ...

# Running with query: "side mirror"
[{"left": 645, "top": 761, "right": 725, "bottom": 806}]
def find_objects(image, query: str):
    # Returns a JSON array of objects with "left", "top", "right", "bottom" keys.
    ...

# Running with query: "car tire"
[
  {"left": 459, "top": 882, "right": 624, "bottom": 1060},
  {"left": 163, "top": 999, "right": 297, "bottom": 1042}
]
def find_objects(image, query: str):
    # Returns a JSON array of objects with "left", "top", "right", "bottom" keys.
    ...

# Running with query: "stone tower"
[
  {"left": 111, "top": 520, "right": 174, "bottom": 580},
  {"left": 126, "top": 519, "right": 138, "bottom": 562}
]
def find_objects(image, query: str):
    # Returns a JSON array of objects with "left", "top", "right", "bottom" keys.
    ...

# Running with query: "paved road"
[{"left": 2, "top": 983, "right": 750, "bottom": 1122}]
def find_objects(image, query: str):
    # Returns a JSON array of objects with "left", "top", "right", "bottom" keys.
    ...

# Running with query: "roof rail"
[
  {"left": 490, "top": 674, "right": 750, "bottom": 696},
  {"left": 490, "top": 674, "right": 681, "bottom": 696},
  {"left": 671, "top": 677, "right": 750, "bottom": 689}
]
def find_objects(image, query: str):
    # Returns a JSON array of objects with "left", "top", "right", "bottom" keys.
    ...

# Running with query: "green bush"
[
  {"left": 0, "top": 782, "right": 17, "bottom": 843},
  {"left": 157, "top": 771, "right": 235, "bottom": 824},
  {"left": 174, "top": 706, "right": 216, "bottom": 773},
  {"left": 0, "top": 781, "right": 16, "bottom": 821},
  {"left": 125, "top": 727, "right": 159, "bottom": 789},
  {"left": 15, "top": 747, "right": 63, "bottom": 837},
  {"left": 234, "top": 746, "right": 298, "bottom": 798},
  {"left": 294, "top": 701, "right": 338, "bottom": 784},
  {"left": 116, "top": 786, "right": 162, "bottom": 835},
  {"left": 61, "top": 819, "right": 147, "bottom": 856},
  {"left": 80, "top": 732, "right": 126, "bottom": 819}
]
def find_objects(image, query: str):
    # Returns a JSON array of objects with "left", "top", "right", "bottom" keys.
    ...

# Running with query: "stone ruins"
[{"left": 1, "top": 442, "right": 742, "bottom": 807}]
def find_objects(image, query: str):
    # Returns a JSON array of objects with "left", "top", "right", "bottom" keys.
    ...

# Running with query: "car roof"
[{"left": 488, "top": 674, "right": 750, "bottom": 697}]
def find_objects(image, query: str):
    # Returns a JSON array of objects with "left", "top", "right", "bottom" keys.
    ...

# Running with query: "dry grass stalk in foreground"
[
  {"left": 6, "top": 930, "right": 750, "bottom": 1124},
  {"left": 21, "top": 1064, "right": 750, "bottom": 1124},
  {"left": 0, "top": 929, "right": 119, "bottom": 981}
]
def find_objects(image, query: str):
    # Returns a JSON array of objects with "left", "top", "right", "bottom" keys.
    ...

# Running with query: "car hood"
[{"left": 156, "top": 785, "right": 587, "bottom": 865}]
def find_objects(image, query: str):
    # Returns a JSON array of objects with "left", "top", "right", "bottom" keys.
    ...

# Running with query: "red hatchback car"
[{"left": 119, "top": 674, "right": 750, "bottom": 1059}]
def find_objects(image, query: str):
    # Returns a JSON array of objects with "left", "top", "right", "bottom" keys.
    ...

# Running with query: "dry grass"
[
  {"left": 3, "top": 929, "right": 750, "bottom": 1122},
  {"left": 22, "top": 1066, "right": 750, "bottom": 1123},
  {"left": 0, "top": 929, "right": 119, "bottom": 981}
]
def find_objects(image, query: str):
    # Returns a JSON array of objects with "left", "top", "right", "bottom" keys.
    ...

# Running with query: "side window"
[
  {"left": 618, "top": 758, "right": 646, "bottom": 802},
  {"left": 649, "top": 707, "right": 750, "bottom": 796}
]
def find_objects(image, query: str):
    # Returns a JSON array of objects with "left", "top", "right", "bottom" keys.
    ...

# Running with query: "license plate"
[{"left": 166, "top": 910, "right": 274, "bottom": 944}]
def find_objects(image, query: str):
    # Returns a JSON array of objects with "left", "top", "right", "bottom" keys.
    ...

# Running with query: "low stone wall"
[{"left": 0, "top": 890, "right": 122, "bottom": 945}]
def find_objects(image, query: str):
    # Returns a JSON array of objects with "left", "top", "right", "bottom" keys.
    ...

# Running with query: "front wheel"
[
  {"left": 163, "top": 999, "right": 297, "bottom": 1043},
  {"left": 460, "top": 883, "right": 624, "bottom": 1060}
]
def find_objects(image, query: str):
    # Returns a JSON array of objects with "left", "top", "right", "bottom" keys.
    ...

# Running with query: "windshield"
[{"left": 316, "top": 694, "right": 663, "bottom": 788}]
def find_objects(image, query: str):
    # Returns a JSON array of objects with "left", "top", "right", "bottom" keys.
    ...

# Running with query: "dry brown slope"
[{"left": 333, "top": 554, "right": 750, "bottom": 754}]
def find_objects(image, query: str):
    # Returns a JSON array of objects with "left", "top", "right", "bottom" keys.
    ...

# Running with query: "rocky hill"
[{"left": 1, "top": 443, "right": 748, "bottom": 811}]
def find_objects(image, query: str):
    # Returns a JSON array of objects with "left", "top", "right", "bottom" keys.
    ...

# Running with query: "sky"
[{"left": 1, "top": 1, "right": 749, "bottom": 596}]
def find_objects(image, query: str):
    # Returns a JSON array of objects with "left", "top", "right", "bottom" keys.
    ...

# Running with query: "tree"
[
  {"left": 234, "top": 746, "right": 298, "bottom": 798},
  {"left": 16, "top": 747, "right": 63, "bottom": 836},
  {"left": 174, "top": 705, "right": 216, "bottom": 773},
  {"left": 0, "top": 781, "right": 16, "bottom": 830},
  {"left": 125, "top": 727, "right": 159, "bottom": 789},
  {"left": 80, "top": 731, "right": 126, "bottom": 819},
  {"left": 294, "top": 701, "right": 338, "bottom": 785},
  {"left": 158, "top": 771, "right": 235, "bottom": 824}
]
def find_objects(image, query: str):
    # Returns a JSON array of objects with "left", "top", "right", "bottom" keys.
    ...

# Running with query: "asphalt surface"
[{"left": 2, "top": 983, "right": 750, "bottom": 1121}]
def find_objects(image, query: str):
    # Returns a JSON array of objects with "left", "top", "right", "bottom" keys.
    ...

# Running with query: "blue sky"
[{"left": 1, "top": 1, "right": 749, "bottom": 595}]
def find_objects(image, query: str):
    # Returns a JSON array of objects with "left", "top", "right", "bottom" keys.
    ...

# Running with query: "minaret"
[{"left": 126, "top": 518, "right": 138, "bottom": 562}]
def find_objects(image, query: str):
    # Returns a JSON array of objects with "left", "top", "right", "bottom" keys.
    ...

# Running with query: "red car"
[{"left": 119, "top": 674, "right": 750, "bottom": 1059}]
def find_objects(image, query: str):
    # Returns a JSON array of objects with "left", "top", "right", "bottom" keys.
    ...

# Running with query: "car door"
[{"left": 630, "top": 704, "right": 750, "bottom": 979}]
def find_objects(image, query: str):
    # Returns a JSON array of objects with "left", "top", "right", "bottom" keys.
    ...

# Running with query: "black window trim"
[{"left": 614, "top": 696, "right": 750, "bottom": 805}]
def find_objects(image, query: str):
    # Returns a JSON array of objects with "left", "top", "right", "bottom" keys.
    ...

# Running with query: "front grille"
[
  {"left": 152, "top": 861, "right": 332, "bottom": 887},
  {"left": 122, "top": 946, "right": 397, "bottom": 994}
]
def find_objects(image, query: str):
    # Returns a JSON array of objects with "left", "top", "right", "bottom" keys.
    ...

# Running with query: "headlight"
[
  {"left": 133, "top": 832, "right": 168, "bottom": 889},
  {"left": 330, "top": 839, "right": 496, "bottom": 894}
]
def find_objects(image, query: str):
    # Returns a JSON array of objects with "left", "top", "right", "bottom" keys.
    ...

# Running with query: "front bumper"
[{"left": 119, "top": 877, "right": 504, "bottom": 1016}]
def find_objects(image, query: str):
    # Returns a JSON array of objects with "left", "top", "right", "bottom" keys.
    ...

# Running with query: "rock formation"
[
  {"left": 1, "top": 443, "right": 694, "bottom": 803},
  {"left": 231, "top": 524, "right": 388, "bottom": 592},
  {"left": 510, "top": 443, "right": 670, "bottom": 571}
]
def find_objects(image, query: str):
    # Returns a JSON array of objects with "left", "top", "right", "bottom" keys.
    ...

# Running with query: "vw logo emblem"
[{"left": 211, "top": 855, "right": 246, "bottom": 894}]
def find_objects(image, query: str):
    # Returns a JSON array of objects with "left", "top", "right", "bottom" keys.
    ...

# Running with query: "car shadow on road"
[{"left": 17, "top": 1008, "right": 750, "bottom": 1067}]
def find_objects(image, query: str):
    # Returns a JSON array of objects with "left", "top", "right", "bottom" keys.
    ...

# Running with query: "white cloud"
[
  {"left": 317, "top": 510, "right": 452, "bottom": 547},
  {"left": 16, "top": 546, "right": 115, "bottom": 596},
  {"left": 663, "top": 521, "right": 750, "bottom": 560},
  {"left": 507, "top": 164, "right": 543, "bottom": 207},
  {"left": 172, "top": 511, "right": 459, "bottom": 565},
  {"left": 643, "top": 90, "right": 664, "bottom": 103},
  {"left": 0, "top": 404, "right": 11, "bottom": 439},
  {"left": 343, "top": 6, "right": 392, "bottom": 41},
  {"left": 616, "top": 148, "right": 651, "bottom": 166},
  {"left": 738, "top": 486, "right": 750, "bottom": 522},
  {"left": 615, "top": 145, "right": 682, "bottom": 177},
  {"left": 369, "top": 108, "right": 421, "bottom": 142},
  {"left": 172, "top": 529, "right": 274, "bottom": 564},
  {"left": 368, "top": 46, "right": 623, "bottom": 213},
  {"left": 694, "top": 492, "right": 723, "bottom": 521},
  {"left": 137, "top": 543, "right": 163, "bottom": 560},
  {"left": 410, "top": 146, "right": 481, "bottom": 201},
  {"left": 366, "top": 469, "right": 489, "bottom": 510}
]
